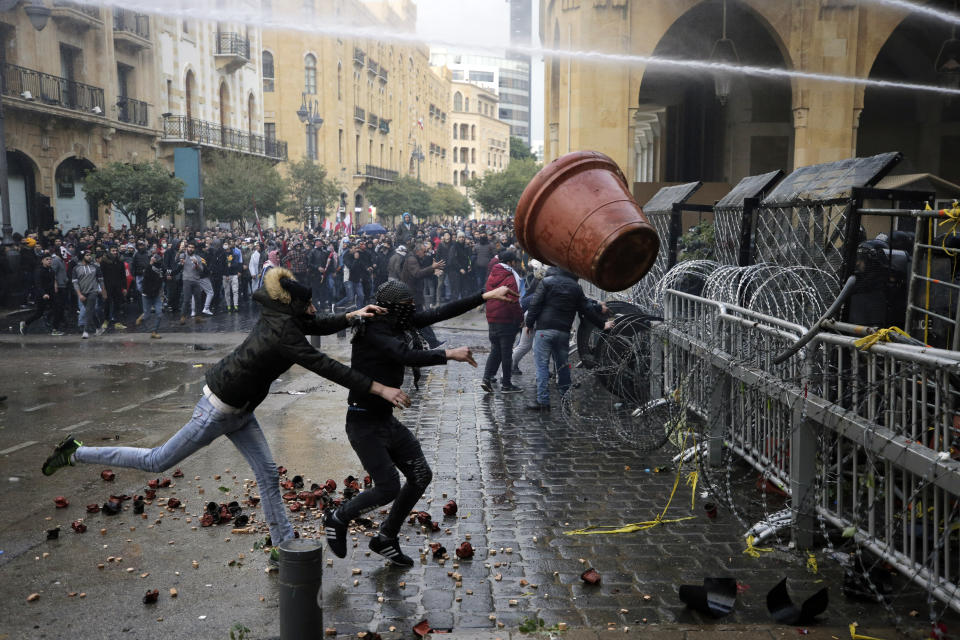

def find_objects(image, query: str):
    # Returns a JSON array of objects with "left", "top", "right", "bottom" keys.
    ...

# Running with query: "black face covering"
[
  {"left": 362, "top": 280, "right": 429, "bottom": 388},
  {"left": 382, "top": 300, "right": 415, "bottom": 329}
]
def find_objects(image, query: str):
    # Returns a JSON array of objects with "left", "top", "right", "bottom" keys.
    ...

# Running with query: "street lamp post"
[
  {"left": 296, "top": 93, "right": 323, "bottom": 230},
  {"left": 0, "top": 0, "right": 50, "bottom": 252}
]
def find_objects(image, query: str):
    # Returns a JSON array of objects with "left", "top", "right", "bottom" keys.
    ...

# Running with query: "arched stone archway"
[
  {"left": 856, "top": 0, "right": 958, "bottom": 177},
  {"left": 54, "top": 156, "right": 95, "bottom": 230},
  {"left": 635, "top": 0, "right": 793, "bottom": 184}
]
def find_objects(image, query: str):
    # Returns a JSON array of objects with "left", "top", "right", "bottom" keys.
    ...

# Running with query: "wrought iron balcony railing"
[
  {"left": 367, "top": 112, "right": 378, "bottom": 128},
  {"left": 2, "top": 63, "right": 105, "bottom": 116},
  {"left": 378, "top": 68, "right": 387, "bottom": 82},
  {"left": 367, "top": 59, "right": 378, "bottom": 75},
  {"left": 113, "top": 9, "right": 149, "bottom": 39},
  {"left": 355, "top": 164, "right": 398, "bottom": 182},
  {"left": 116, "top": 95, "right": 148, "bottom": 126},
  {"left": 216, "top": 32, "right": 250, "bottom": 60},
  {"left": 353, "top": 48, "right": 365, "bottom": 65},
  {"left": 162, "top": 115, "right": 288, "bottom": 161},
  {"left": 53, "top": 1, "right": 100, "bottom": 19},
  {"left": 354, "top": 106, "right": 365, "bottom": 123},
  {"left": 379, "top": 119, "right": 390, "bottom": 134}
]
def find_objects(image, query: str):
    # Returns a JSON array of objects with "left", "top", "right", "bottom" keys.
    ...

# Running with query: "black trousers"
[
  {"left": 483, "top": 321, "right": 520, "bottom": 385},
  {"left": 334, "top": 410, "right": 432, "bottom": 540}
]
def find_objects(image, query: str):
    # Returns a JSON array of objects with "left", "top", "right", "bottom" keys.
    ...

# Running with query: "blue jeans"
[
  {"left": 533, "top": 329, "right": 571, "bottom": 406},
  {"left": 336, "top": 281, "right": 363, "bottom": 308},
  {"left": 73, "top": 395, "right": 294, "bottom": 545},
  {"left": 141, "top": 293, "right": 163, "bottom": 332}
]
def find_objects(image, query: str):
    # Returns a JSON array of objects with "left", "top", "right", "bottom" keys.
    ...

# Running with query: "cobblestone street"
[{"left": 0, "top": 309, "right": 948, "bottom": 639}]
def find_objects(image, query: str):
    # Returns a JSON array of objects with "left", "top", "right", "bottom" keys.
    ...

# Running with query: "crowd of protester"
[{"left": 3, "top": 214, "right": 522, "bottom": 339}]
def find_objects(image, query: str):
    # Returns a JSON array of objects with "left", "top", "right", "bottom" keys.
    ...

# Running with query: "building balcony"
[
  {"left": 353, "top": 48, "right": 365, "bottom": 66},
  {"left": 378, "top": 119, "right": 390, "bottom": 134},
  {"left": 51, "top": 1, "right": 103, "bottom": 31},
  {"left": 215, "top": 32, "right": 250, "bottom": 72},
  {"left": 367, "top": 59, "right": 379, "bottom": 75},
  {"left": 354, "top": 164, "right": 398, "bottom": 182},
  {"left": 367, "top": 112, "right": 378, "bottom": 128},
  {"left": 112, "top": 9, "right": 150, "bottom": 51},
  {"left": 353, "top": 106, "right": 365, "bottom": 123},
  {"left": 2, "top": 63, "right": 105, "bottom": 118},
  {"left": 116, "top": 95, "right": 148, "bottom": 127},
  {"left": 378, "top": 68, "right": 387, "bottom": 83},
  {"left": 161, "top": 115, "right": 288, "bottom": 162}
]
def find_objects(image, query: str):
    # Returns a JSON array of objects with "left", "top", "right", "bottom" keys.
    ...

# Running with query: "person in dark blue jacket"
[{"left": 523, "top": 267, "right": 611, "bottom": 411}]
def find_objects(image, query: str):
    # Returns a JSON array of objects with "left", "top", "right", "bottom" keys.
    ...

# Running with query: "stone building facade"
[
  {"left": 541, "top": 0, "right": 960, "bottom": 186},
  {"left": 262, "top": 0, "right": 453, "bottom": 227},
  {"left": 0, "top": 2, "right": 159, "bottom": 233},
  {"left": 449, "top": 79, "right": 511, "bottom": 203}
]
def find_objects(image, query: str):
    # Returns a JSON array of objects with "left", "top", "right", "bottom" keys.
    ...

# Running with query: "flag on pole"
[
  {"left": 323, "top": 218, "right": 331, "bottom": 233},
  {"left": 344, "top": 212, "right": 353, "bottom": 235}
]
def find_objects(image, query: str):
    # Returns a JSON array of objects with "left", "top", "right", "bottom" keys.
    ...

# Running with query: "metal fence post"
[
  {"left": 789, "top": 348, "right": 817, "bottom": 549},
  {"left": 278, "top": 538, "right": 324, "bottom": 640},
  {"left": 707, "top": 366, "right": 729, "bottom": 467}
]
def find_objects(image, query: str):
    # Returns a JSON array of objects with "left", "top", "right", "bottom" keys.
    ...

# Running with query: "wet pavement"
[{"left": 0, "top": 300, "right": 949, "bottom": 639}]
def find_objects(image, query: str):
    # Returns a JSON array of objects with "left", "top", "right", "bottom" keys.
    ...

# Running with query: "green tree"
[
  {"left": 509, "top": 136, "right": 536, "bottom": 161},
  {"left": 283, "top": 158, "right": 341, "bottom": 227},
  {"left": 202, "top": 152, "right": 288, "bottom": 227},
  {"left": 83, "top": 161, "right": 185, "bottom": 228},
  {"left": 466, "top": 158, "right": 540, "bottom": 218},
  {"left": 678, "top": 221, "right": 716, "bottom": 261},
  {"left": 428, "top": 184, "right": 472, "bottom": 220},
  {"left": 365, "top": 176, "right": 432, "bottom": 226}
]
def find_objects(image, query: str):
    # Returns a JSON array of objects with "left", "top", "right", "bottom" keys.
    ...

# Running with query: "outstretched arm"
[{"left": 412, "top": 286, "right": 518, "bottom": 328}]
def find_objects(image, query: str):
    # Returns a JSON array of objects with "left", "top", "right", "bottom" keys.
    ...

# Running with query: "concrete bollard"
[{"left": 278, "top": 538, "right": 323, "bottom": 640}]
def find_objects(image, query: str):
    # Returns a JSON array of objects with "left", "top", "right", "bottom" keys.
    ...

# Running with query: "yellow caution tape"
[
  {"left": 937, "top": 200, "right": 960, "bottom": 256},
  {"left": 849, "top": 622, "right": 886, "bottom": 640},
  {"left": 566, "top": 427, "right": 698, "bottom": 536},
  {"left": 743, "top": 535, "right": 773, "bottom": 558},
  {"left": 685, "top": 470, "right": 699, "bottom": 510},
  {"left": 853, "top": 326, "right": 911, "bottom": 351}
]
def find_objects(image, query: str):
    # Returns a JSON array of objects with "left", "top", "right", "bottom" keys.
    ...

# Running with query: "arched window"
[
  {"left": 247, "top": 93, "right": 255, "bottom": 134},
  {"left": 262, "top": 51, "right": 274, "bottom": 92},
  {"left": 304, "top": 53, "right": 317, "bottom": 94},
  {"left": 471, "top": 125, "right": 476, "bottom": 140},
  {"left": 464, "top": 97, "right": 469, "bottom": 112},
  {"left": 453, "top": 92, "right": 462, "bottom": 111},
  {"left": 453, "top": 148, "right": 458, "bottom": 162},
  {"left": 453, "top": 171, "right": 458, "bottom": 186},
  {"left": 471, "top": 148, "right": 476, "bottom": 163},
  {"left": 337, "top": 61, "right": 342, "bottom": 100},
  {"left": 185, "top": 70, "right": 196, "bottom": 120},
  {"left": 453, "top": 124, "right": 458, "bottom": 139}
]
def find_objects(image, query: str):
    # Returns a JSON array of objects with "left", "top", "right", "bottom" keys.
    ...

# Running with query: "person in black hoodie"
[
  {"left": 137, "top": 251, "right": 166, "bottom": 338},
  {"left": 100, "top": 246, "right": 128, "bottom": 330},
  {"left": 41, "top": 267, "right": 410, "bottom": 556},
  {"left": 19, "top": 254, "right": 55, "bottom": 334},
  {"left": 323, "top": 279, "right": 516, "bottom": 566}
]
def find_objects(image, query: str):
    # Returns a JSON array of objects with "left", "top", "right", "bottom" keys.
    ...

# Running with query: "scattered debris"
[
  {"left": 678, "top": 577, "right": 737, "bottom": 617},
  {"left": 54, "top": 496, "right": 69, "bottom": 509},
  {"left": 142, "top": 589, "right": 159, "bottom": 604},
  {"left": 100, "top": 470, "right": 116, "bottom": 481},
  {"left": 71, "top": 520, "right": 87, "bottom": 534},
  {"left": 26, "top": 593, "right": 40, "bottom": 602},
  {"left": 580, "top": 568, "right": 601, "bottom": 585},
  {"left": 767, "top": 578, "right": 828, "bottom": 625}
]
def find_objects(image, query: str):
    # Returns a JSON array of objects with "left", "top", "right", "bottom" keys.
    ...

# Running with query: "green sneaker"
[
  {"left": 267, "top": 547, "right": 280, "bottom": 571},
  {"left": 42, "top": 435, "right": 82, "bottom": 476}
]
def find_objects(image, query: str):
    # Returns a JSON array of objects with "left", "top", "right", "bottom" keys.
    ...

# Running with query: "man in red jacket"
[{"left": 481, "top": 250, "right": 524, "bottom": 393}]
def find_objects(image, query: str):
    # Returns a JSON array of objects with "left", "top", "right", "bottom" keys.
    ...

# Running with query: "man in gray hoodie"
[
  {"left": 49, "top": 250, "right": 68, "bottom": 335},
  {"left": 72, "top": 250, "right": 106, "bottom": 339}
]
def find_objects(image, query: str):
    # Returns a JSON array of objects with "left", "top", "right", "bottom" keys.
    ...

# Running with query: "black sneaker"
[
  {"left": 369, "top": 535, "right": 414, "bottom": 567},
  {"left": 324, "top": 509, "right": 347, "bottom": 558},
  {"left": 480, "top": 379, "right": 495, "bottom": 393},
  {"left": 500, "top": 383, "right": 522, "bottom": 393},
  {"left": 42, "top": 435, "right": 82, "bottom": 476}
]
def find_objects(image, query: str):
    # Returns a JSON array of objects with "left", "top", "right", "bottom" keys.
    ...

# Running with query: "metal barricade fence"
[{"left": 653, "top": 287, "right": 960, "bottom": 612}]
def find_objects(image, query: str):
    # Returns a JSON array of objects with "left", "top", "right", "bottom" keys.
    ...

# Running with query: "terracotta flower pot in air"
[{"left": 514, "top": 150, "right": 659, "bottom": 292}]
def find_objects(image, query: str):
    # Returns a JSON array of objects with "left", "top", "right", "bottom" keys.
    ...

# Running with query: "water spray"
[{"left": 71, "top": 0, "right": 960, "bottom": 97}]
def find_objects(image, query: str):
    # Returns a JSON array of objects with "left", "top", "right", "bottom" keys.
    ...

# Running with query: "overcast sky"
[{"left": 414, "top": 0, "right": 544, "bottom": 148}]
